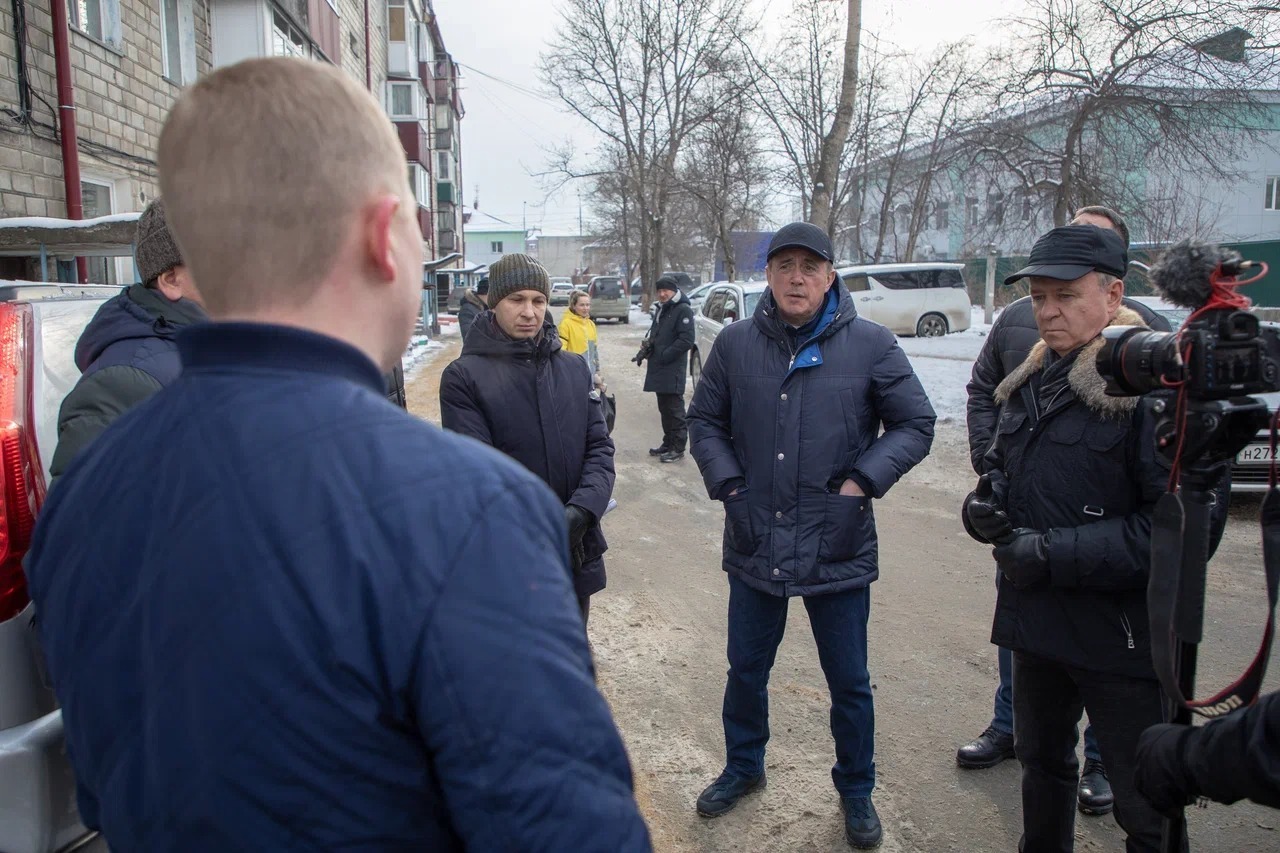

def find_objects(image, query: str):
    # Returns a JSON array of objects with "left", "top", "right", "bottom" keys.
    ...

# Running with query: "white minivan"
[{"left": 836, "top": 262, "right": 971, "bottom": 337}]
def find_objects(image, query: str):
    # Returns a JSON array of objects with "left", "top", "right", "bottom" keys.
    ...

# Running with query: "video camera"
[
  {"left": 1095, "top": 240, "right": 1280, "bottom": 851},
  {"left": 1098, "top": 240, "right": 1280, "bottom": 401}
]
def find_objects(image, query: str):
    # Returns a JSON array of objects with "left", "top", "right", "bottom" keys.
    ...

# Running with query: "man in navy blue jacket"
[
  {"left": 24, "top": 57, "right": 649, "bottom": 852},
  {"left": 688, "top": 222, "right": 935, "bottom": 849}
]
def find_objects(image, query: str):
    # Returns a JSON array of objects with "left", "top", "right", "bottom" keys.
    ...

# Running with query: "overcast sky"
[{"left": 433, "top": 0, "right": 1027, "bottom": 237}]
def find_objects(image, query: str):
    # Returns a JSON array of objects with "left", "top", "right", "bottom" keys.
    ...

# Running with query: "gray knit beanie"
[
  {"left": 486, "top": 254, "right": 551, "bottom": 305},
  {"left": 134, "top": 199, "right": 184, "bottom": 286}
]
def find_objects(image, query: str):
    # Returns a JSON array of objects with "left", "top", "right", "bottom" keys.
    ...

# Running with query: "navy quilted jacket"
[
  {"left": 26, "top": 323, "right": 648, "bottom": 852},
  {"left": 688, "top": 280, "right": 936, "bottom": 596}
]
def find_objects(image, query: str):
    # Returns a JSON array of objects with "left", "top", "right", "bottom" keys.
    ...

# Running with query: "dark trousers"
[
  {"left": 1013, "top": 652, "right": 1181, "bottom": 853},
  {"left": 722, "top": 574, "right": 875, "bottom": 798},
  {"left": 655, "top": 392, "right": 687, "bottom": 452}
]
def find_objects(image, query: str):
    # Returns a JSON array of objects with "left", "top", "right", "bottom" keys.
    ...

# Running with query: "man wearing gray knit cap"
[
  {"left": 48, "top": 198, "right": 208, "bottom": 486},
  {"left": 440, "top": 253, "right": 616, "bottom": 622}
]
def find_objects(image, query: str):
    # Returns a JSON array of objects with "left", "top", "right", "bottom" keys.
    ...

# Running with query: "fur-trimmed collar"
[{"left": 994, "top": 306, "right": 1146, "bottom": 418}]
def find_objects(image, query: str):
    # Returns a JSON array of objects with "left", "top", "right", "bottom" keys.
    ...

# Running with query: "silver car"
[
  {"left": 1, "top": 283, "right": 118, "bottom": 853},
  {"left": 690, "top": 282, "right": 768, "bottom": 387}
]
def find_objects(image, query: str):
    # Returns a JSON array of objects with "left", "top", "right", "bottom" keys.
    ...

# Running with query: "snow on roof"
[
  {"left": 462, "top": 207, "right": 524, "bottom": 234},
  {"left": 0, "top": 211, "right": 141, "bottom": 230}
]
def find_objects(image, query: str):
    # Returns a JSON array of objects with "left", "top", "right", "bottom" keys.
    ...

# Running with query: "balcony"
[
  {"left": 437, "top": 181, "right": 455, "bottom": 205},
  {"left": 417, "top": 206, "right": 434, "bottom": 242},
  {"left": 439, "top": 229, "right": 457, "bottom": 253},
  {"left": 435, "top": 127, "right": 453, "bottom": 151},
  {"left": 437, "top": 201, "right": 457, "bottom": 228},
  {"left": 397, "top": 121, "right": 431, "bottom": 165},
  {"left": 306, "top": 0, "right": 341, "bottom": 62}
]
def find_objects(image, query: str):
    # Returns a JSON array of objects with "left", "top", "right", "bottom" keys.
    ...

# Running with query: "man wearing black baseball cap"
[
  {"left": 687, "top": 221, "right": 935, "bottom": 848},
  {"left": 960, "top": 223, "right": 1178, "bottom": 852}
]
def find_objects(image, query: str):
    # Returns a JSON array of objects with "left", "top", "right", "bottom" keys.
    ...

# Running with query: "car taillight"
[{"left": 0, "top": 302, "right": 45, "bottom": 622}]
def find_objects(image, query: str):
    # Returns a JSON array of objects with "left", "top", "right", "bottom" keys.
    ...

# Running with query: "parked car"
[
  {"left": 587, "top": 275, "right": 630, "bottom": 324},
  {"left": 1127, "top": 295, "right": 1191, "bottom": 330},
  {"left": 630, "top": 277, "right": 643, "bottom": 304},
  {"left": 687, "top": 281, "right": 719, "bottom": 311},
  {"left": 550, "top": 281, "right": 577, "bottom": 305},
  {"left": 689, "top": 281, "right": 768, "bottom": 387},
  {"left": 837, "top": 262, "right": 971, "bottom": 337}
]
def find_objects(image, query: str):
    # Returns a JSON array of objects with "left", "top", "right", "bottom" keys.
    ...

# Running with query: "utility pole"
[
  {"left": 984, "top": 244, "right": 998, "bottom": 325},
  {"left": 522, "top": 200, "right": 527, "bottom": 237},
  {"left": 578, "top": 188, "right": 584, "bottom": 235}
]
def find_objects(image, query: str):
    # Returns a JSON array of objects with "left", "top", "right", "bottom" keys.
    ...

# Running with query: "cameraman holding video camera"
[{"left": 963, "top": 224, "right": 1178, "bottom": 852}]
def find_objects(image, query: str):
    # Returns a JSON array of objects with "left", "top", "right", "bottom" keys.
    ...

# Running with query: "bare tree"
[
  {"left": 681, "top": 81, "right": 771, "bottom": 280},
  {"left": 809, "top": 0, "right": 862, "bottom": 231},
  {"left": 540, "top": 0, "right": 752, "bottom": 307},
  {"left": 746, "top": 0, "right": 863, "bottom": 233},
  {"left": 988, "top": 0, "right": 1280, "bottom": 228}
]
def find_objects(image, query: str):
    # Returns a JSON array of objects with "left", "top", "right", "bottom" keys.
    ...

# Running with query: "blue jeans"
[
  {"left": 722, "top": 574, "right": 875, "bottom": 798},
  {"left": 992, "top": 570, "right": 1101, "bottom": 763}
]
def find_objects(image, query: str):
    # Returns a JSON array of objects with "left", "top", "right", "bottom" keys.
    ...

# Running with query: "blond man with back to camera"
[{"left": 23, "top": 58, "right": 650, "bottom": 852}]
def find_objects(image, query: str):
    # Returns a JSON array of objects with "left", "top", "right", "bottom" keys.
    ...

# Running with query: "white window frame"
[
  {"left": 160, "top": 0, "right": 197, "bottom": 85},
  {"left": 408, "top": 164, "right": 430, "bottom": 209},
  {"left": 68, "top": 0, "right": 123, "bottom": 50},
  {"left": 1266, "top": 177, "right": 1280, "bottom": 212},
  {"left": 271, "top": 7, "right": 310, "bottom": 59},
  {"left": 386, "top": 81, "right": 427, "bottom": 121},
  {"left": 79, "top": 177, "right": 120, "bottom": 284},
  {"left": 491, "top": 241, "right": 503, "bottom": 254}
]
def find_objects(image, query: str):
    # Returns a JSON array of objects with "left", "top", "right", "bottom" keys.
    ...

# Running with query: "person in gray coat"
[{"left": 687, "top": 222, "right": 936, "bottom": 849}]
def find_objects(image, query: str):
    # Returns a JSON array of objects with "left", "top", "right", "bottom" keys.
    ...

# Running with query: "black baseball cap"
[
  {"left": 1004, "top": 224, "right": 1128, "bottom": 285},
  {"left": 767, "top": 222, "right": 834, "bottom": 263}
]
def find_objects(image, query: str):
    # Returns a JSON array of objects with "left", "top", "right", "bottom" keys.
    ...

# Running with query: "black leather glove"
[
  {"left": 1135, "top": 724, "right": 1199, "bottom": 818},
  {"left": 994, "top": 529, "right": 1049, "bottom": 589},
  {"left": 565, "top": 504, "right": 593, "bottom": 548},
  {"left": 962, "top": 473, "right": 1014, "bottom": 544}
]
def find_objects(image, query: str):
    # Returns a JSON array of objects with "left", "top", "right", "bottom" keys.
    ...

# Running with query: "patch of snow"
[
  {"left": 898, "top": 306, "right": 1002, "bottom": 426},
  {"left": 0, "top": 212, "right": 141, "bottom": 229},
  {"left": 402, "top": 335, "right": 447, "bottom": 375}
]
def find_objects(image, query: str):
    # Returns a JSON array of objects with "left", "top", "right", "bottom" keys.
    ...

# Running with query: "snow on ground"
[
  {"left": 897, "top": 306, "right": 997, "bottom": 427},
  {"left": 401, "top": 334, "right": 447, "bottom": 376}
]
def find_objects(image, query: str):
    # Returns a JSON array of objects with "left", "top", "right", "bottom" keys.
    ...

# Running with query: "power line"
[{"left": 457, "top": 62, "right": 556, "bottom": 104}]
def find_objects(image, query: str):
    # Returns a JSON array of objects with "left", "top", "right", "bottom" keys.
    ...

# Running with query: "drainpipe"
[
  {"left": 50, "top": 0, "right": 86, "bottom": 282},
  {"left": 364, "top": 0, "right": 372, "bottom": 90}
]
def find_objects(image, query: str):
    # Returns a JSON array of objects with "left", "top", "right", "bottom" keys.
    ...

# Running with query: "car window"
[
  {"left": 592, "top": 278, "right": 622, "bottom": 299},
  {"left": 843, "top": 274, "right": 870, "bottom": 293},
  {"left": 703, "top": 289, "right": 727, "bottom": 322},
  {"left": 936, "top": 269, "right": 966, "bottom": 289},
  {"left": 744, "top": 292, "right": 763, "bottom": 316},
  {"left": 722, "top": 293, "right": 741, "bottom": 323},
  {"left": 871, "top": 272, "right": 919, "bottom": 290}
]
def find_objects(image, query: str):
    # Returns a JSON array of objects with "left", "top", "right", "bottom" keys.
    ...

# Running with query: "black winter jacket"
[
  {"left": 457, "top": 290, "right": 486, "bottom": 342},
  {"left": 688, "top": 281, "right": 935, "bottom": 597},
  {"left": 644, "top": 289, "right": 695, "bottom": 395},
  {"left": 987, "top": 307, "right": 1167, "bottom": 678},
  {"left": 966, "top": 295, "right": 1170, "bottom": 473},
  {"left": 50, "top": 284, "right": 207, "bottom": 486},
  {"left": 439, "top": 313, "right": 615, "bottom": 597},
  {"left": 1183, "top": 690, "right": 1280, "bottom": 809}
]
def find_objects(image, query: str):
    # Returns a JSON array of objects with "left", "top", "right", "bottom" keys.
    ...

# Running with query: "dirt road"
[{"left": 408, "top": 311, "right": 1278, "bottom": 852}]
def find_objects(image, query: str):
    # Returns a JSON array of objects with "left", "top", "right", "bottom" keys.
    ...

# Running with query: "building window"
[
  {"left": 988, "top": 194, "right": 1005, "bottom": 225},
  {"left": 1021, "top": 192, "right": 1033, "bottom": 221},
  {"left": 935, "top": 201, "right": 949, "bottom": 230},
  {"left": 161, "top": 0, "right": 196, "bottom": 85},
  {"left": 408, "top": 164, "right": 430, "bottom": 209},
  {"left": 388, "top": 3, "right": 407, "bottom": 41},
  {"left": 271, "top": 9, "right": 308, "bottom": 59},
  {"left": 81, "top": 179, "right": 115, "bottom": 283},
  {"left": 68, "top": 0, "right": 122, "bottom": 49},
  {"left": 1267, "top": 177, "right": 1280, "bottom": 211},
  {"left": 491, "top": 241, "right": 503, "bottom": 253},
  {"left": 437, "top": 150, "right": 451, "bottom": 181},
  {"left": 966, "top": 197, "right": 979, "bottom": 227},
  {"left": 386, "top": 81, "right": 426, "bottom": 120}
]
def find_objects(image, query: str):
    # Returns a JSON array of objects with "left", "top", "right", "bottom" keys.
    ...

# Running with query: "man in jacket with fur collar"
[{"left": 961, "top": 224, "right": 1177, "bottom": 852}]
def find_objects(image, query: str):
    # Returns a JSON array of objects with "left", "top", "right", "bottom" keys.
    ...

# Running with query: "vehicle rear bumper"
[{"left": 0, "top": 708, "right": 90, "bottom": 853}]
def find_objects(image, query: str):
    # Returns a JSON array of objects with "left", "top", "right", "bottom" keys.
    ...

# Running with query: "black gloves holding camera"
[
  {"left": 1134, "top": 724, "right": 1200, "bottom": 818},
  {"left": 565, "top": 504, "right": 594, "bottom": 571},
  {"left": 631, "top": 338, "right": 654, "bottom": 366},
  {"left": 962, "top": 473, "right": 1050, "bottom": 589}
]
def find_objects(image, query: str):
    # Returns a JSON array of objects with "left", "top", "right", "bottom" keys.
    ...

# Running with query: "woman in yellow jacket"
[{"left": 559, "top": 289, "right": 601, "bottom": 379}]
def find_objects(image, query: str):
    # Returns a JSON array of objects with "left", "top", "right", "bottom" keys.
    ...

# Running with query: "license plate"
[{"left": 1236, "top": 444, "right": 1277, "bottom": 464}]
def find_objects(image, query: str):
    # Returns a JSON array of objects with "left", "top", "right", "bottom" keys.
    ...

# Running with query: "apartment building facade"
[{"left": 1, "top": 0, "right": 462, "bottom": 281}]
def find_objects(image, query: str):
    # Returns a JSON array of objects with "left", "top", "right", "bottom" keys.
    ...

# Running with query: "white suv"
[{"left": 837, "top": 262, "right": 971, "bottom": 337}]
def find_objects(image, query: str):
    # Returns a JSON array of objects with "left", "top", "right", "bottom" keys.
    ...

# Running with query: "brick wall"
[
  {"left": 335, "top": 0, "right": 387, "bottom": 95},
  {"left": 0, "top": 0, "right": 213, "bottom": 219}
]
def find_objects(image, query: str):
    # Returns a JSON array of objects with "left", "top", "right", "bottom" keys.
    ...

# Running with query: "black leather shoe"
[
  {"left": 660, "top": 450, "right": 685, "bottom": 463},
  {"left": 841, "top": 796, "right": 883, "bottom": 849},
  {"left": 696, "top": 770, "right": 765, "bottom": 817},
  {"left": 956, "top": 726, "right": 1016, "bottom": 769},
  {"left": 648, "top": 445, "right": 669, "bottom": 456},
  {"left": 1078, "top": 758, "right": 1114, "bottom": 815}
]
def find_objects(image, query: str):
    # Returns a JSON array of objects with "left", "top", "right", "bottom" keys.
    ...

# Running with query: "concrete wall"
[{"left": 533, "top": 235, "right": 591, "bottom": 278}]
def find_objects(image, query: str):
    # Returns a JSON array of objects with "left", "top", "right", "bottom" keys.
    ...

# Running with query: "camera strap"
[{"left": 1149, "top": 488, "right": 1280, "bottom": 719}]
